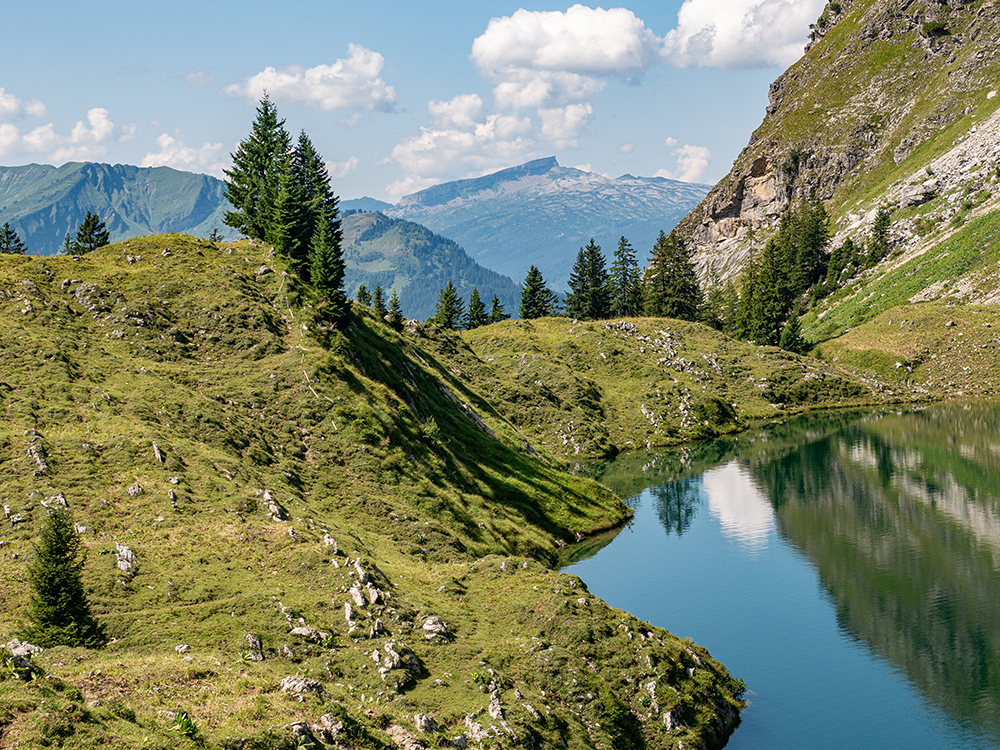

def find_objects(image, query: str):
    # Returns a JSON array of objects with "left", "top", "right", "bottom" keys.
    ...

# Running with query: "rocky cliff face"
[{"left": 679, "top": 0, "right": 1000, "bottom": 281}]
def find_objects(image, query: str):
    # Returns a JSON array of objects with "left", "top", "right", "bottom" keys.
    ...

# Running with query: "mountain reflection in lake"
[{"left": 566, "top": 403, "right": 1000, "bottom": 750}]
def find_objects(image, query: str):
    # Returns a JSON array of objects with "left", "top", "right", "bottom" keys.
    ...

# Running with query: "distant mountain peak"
[{"left": 396, "top": 157, "right": 561, "bottom": 209}]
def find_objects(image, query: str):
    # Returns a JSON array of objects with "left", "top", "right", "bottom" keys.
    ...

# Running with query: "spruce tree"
[
  {"left": 779, "top": 303, "right": 809, "bottom": 354},
  {"left": 609, "top": 236, "right": 643, "bottom": 317},
  {"left": 387, "top": 289, "right": 405, "bottom": 331},
  {"left": 291, "top": 131, "right": 342, "bottom": 245},
  {"left": 73, "top": 212, "right": 111, "bottom": 254},
  {"left": 644, "top": 230, "right": 702, "bottom": 321},
  {"left": 488, "top": 294, "right": 510, "bottom": 323},
  {"left": 564, "top": 239, "right": 609, "bottom": 320},
  {"left": 309, "top": 219, "right": 348, "bottom": 321},
  {"left": 866, "top": 207, "right": 892, "bottom": 267},
  {"left": 373, "top": 284, "right": 387, "bottom": 318},
  {"left": 0, "top": 222, "right": 27, "bottom": 254},
  {"left": 223, "top": 94, "right": 292, "bottom": 241},
  {"left": 22, "top": 508, "right": 106, "bottom": 648},
  {"left": 268, "top": 168, "right": 310, "bottom": 262},
  {"left": 519, "top": 265, "right": 557, "bottom": 319},
  {"left": 356, "top": 284, "right": 372, "bottom": 306},
  {"left": 433, "top": 281, "right": 465, "bottom": 329},
  {"left": 465, "top": 287, "right": 488, "bottom": 329}
]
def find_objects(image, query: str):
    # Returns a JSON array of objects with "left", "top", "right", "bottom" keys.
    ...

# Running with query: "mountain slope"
[
  {"left": 677, "top": 0, "right": 1000, "bottom": 281},
  {"left": 0, "top": 163, "right": 238, "bottom": 254},
  {"left": 0, "top": 234, "right": 744, "bottom": 749},
  {"left": 387, "top": 157, "right": 710, "bottom": 290},
  {"left": 342, "top": 211, "right": 521, "bottom": 320}
]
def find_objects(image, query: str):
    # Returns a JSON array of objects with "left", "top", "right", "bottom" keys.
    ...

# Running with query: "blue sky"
[{"left": 0, "top": 0, "right": 825, "bottom": 201}]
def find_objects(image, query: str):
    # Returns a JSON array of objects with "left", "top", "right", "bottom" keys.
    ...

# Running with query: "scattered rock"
[
  {"left": 175, "top": 644, "right": 190, "bottom": 654},
  {"left": 323, "top": 534, "right": 338, "bottom": 553},
  {"left": 464, "top": 715, "right": 489, "bottom": 743},
  {"left": 244, "top": 633, "right": 264, "bottom": 661},
  {"left": 414, "top": 713, "right": 437, "bottom": 733},
  {"left": 127, "top": 482, "right": 143, "bottom": 497},
  {"left": 115, "top": 542, "right": 137, "bottom": 579},
  {"left": 350, "top": 585, "right": 366, "bottom": 608},
  {"left": 152, "top": 441, "right": 164, "bottom": 463},
  {"left": 280, "top": 675, "right": 325, "bottom": 695},
  {"left": 422, "top": 616, "right": 449, "bottom": 639},
  {"left": 386, "top": 724, "right": 427, "bottom": 750},
  {"left": 310, "top": 713, "right": 344, "bottom": 744},
  {"left": 289, "top": 626, "right": 321, "bottom": 643}
]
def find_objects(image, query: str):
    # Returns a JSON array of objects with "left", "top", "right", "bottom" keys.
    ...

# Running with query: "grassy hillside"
[
  {"left": 426, "top": 317, "right": 899, "bottom": 459},
  {"left": 0, "top": 234, "right": 744, "bottom": 749}
]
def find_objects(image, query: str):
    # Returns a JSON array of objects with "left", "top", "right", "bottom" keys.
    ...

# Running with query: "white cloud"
[
  {"left": 0, "top": 88, "right": 47, "bottom": 122},
  {"left": 226, "top": 44, "right": 398, "bottom": 112},
  {"left": 327, "top": 156, "right": 360, "bottom": 179},
  {"left": 618, "top": 142, "right": 634, "bottom": 153},
  {"left": 655, "top": 142, "right": 712, "bottom": 182},
  {"left": 183, "top": 70, "right": 214, "bottom": 88},
  {"left": 118, "top": 123, "right": 137, "bottom": 142},
  {"left": 537, "top": 103, "right": 593, "bottom": 149},
  {"left": 663, "top": 0, "right": 826, "bottom": 69},
  {"left": 664, "top": 136, "right": 678, "bottom": 147},
  {"left": 0, "top": 107, "right": 122, "bottom": 162},
  {"left": 141, "top": 133, "right": 226, "bottom": 176},
  {"left": 387, "top": 97, "right": 537, "bottom": 198},
  {"left": 472, "top": 5, "right": 661, "bottom": 112},
  {"left": 340, "top": 113, "right": 364, "bottom": 127}
]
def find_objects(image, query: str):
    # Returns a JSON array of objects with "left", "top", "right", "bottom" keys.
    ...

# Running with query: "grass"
[{"left": 0, "top": 234, "right": 744, "bottom": 749}]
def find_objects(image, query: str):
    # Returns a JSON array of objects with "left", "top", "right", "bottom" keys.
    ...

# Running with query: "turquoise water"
[{"left": 565, "top": 405, "right": 1000, "bottom": 749}]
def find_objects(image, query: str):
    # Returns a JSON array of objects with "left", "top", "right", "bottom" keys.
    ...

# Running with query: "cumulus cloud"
[
  {"left": 387, "top": 94, "right": 538, "bottom": 198},
  {"left": 327, "top": 156, "right": 360, "bottom": 179},
  {"left": 226, "top": 44, "right": 398, "bottom": 112},
  {"left": 141, "top": 133, "right": 226, "bottom": 176},
  {"left": 0, "top": 88, "right": 47, "bottom": 122},
  {"left": 0, "top": 107, "right": 125, "bottom": 162},
  {"left": 655, "top": 142, "right": 712, "bottom": 183},
  {"left": 618, "top": 142, "right": 634, "bottom": 153},
  {"left": 183, "top": 70, "right": 214, "bottom": 88},
  {"left": 537, "top": 103, "right": 593, "bottom": 149},
  {"left": 663, "top": 0, "right": 826, "bottom": 69}
]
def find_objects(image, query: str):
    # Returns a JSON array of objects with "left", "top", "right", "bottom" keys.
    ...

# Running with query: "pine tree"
[
  {"left": 488, "top": 294, "right": 510, "bottom": 323},
  {"left": 223, "top": 94, "right": 292, "bottom": 241},
  {"left": 373, "top": 284, "right": 387, "bottom": 318},
  {"left": 790, "top": 197, "right": 831, "bottom": 294},
  {"left": 564, "top": 239, "right": 610, "bottom": 320},
  {"left": 387, "top": 289, "right": 405, "bottom": 331},
  {"left": 73, "top": 212, "right": 111, "bottom": 254},
  {"left": 309, "top": 219, "right": 348, "bottom": 321},
  {"left": 291, "top": 131, "right": 341, "bottom": 244},
  {"left": 0, "top": 222, "right": 27, "bottom": 254},
  {"left": 356, "top": 284, "right": 372, "bottom": 306},
  {"left": 464, "top": 288, "right": 488, "bottom": 329},
  {"left": 519, "top": 265, "right": 557, "bottom": 319},
  {"left": 433, "top": 281, "right": 465, "bottom": 329},
  {"left": 22, "top": 508, "right": 106, "bottom": 648},
  {"left": 745, "top": 238, "right": 793, "bottom": 345},
  {"left": 644, "top": 230, "right": 702, "bottom": 321},
  {"left": 609, "top": 236, "right": 643, "bottom": 317}
]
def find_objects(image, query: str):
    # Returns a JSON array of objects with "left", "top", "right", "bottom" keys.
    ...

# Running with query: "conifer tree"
[
  {"left": 519, "top": 265, "right": 557, "bottom": 319},
  {"left": 866, "top": 207, "right": 892, "bottom": 267},
  {"left": 565, "top": 239, "right": 609, "bottom": 320},
  {"left": 356, "top": 285, "right": 372, "bottom": 306},
  {"left": 268, "top": 169, "right": 310, "bottom": 262},
  {"left": 741, "top": 238, "right": 793, "bottom": 345},
  {"left": 464, "top": 287, "right": 488, "bottom": 329},
  {"left": 609, "top": 236, "right": 643, "bottom": 317},
  {"left": 433, "top": 281, "right": 465, "bottom": 329},
  {"left": 22, "top": 508, "right": 106, "bottom": 648},
  {"left": 291, "top": 130, "right": 343, "bottom": 269},
  {"left": 223, "top": 94, "right": 292, "bottom": 241},
  {"left": 72, "top": 212, "right": 111, "bottom": 254},
  {"left": 488, "top": 294, "right": 510, "bottom": 323},
  {"left": 373, "top": 284, "right": 387, "bottom": 318},
  {"left": 644, "top": 230, "right": 702, "bottom": 321},
  {"left": 387, "top": 289, "right": 404, "bottom": 331},
  {"left": 309, "top": 219, "right": 348, "bottom": 321},
  {"left": 0, "top": 222, "right": 27, "bottom": 254},
  {"left": 779, "top": 303, "right": 809, "bottom": 354}
]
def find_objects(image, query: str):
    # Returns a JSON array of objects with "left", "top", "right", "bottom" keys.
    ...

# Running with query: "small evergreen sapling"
[
  {"left": 71, "top": 212, "right": 111, "bottom": 254},
  {"left": 433, "top": 281, "right": 465, "bottom": 329},
  {"left": 0, "top": 222, "right": 27, "bottom": 254},
  {"left": 488, "top": 294, "right": 510, "bottom": 323},
  {"left": 22, "top": 508, "right": 106, "bottom": 648},
  {"left": 387, "top": 289, "right": 405, "bottom": 331},
  {"left": 464, "top": 287, "right": 488, "bottom": 329}
]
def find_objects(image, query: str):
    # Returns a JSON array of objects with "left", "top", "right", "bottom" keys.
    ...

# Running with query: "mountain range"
[{"left": 379, "top": 157, "right": 710, "bottom": 290}]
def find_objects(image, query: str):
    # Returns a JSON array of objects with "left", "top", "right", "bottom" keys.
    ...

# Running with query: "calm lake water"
[{"left": 564, "top": 404, "right": 1000, "bottom": 749}]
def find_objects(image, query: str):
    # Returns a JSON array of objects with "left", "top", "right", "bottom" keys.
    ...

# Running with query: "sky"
[{"left": 0, "top": 0, "right": 826, "bottom": 202}]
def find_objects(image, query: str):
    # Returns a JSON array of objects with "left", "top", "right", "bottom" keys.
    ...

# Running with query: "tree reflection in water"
[{"left": 651, "top": 477, "right": 702, "bottom": 536}]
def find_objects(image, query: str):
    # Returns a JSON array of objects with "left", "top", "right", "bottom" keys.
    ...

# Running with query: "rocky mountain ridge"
[{"left": 678, "top": 0, "right": 1000, "bottom": 282}]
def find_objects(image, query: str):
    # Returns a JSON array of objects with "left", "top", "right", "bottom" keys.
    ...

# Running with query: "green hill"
[
  {"left": 0, "top": 234, "right": 745, "bottom": 749},
  {"left": 343, "top": 211, "right": 521, "bottom": 321}
]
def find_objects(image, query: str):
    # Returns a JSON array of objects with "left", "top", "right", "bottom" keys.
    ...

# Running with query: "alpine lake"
[{"left": 563, "top": 402, "right": 1000, "bottom": 749}]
